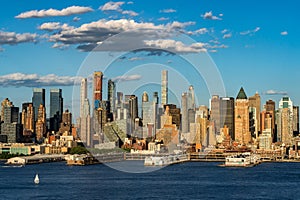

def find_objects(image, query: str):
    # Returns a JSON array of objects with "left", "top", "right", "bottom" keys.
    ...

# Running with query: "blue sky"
[{"left": 1, "top": 0, "right": 300, "bottom": 117}]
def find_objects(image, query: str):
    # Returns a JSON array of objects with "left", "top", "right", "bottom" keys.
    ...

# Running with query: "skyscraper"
[
  {"left": 35, "top": 104, "right": 46, "bottom": 142},
  {"left": 188, "top": 85, "right": 195, "bottom": 110},
  {"left": 161, "top": 70, "right": 168, "bottom": 106},
  {"left": 181, "top": 92, "right": 188, "bottom": 133},
  {"left": 21, "top": 103, "right": 34, "bottom": 136},
  {"left": 234, "top": 87, "right": 251, "bottom": 144},
  {"left": 142, "top": 92, "right": 158, "bottom": 138},
  {"left": 220, "top": 97, "right": 235, "bottom": 140},
  {"left": 50, "top": 88, "right": 63, "bottom": 132},
  {"left": 107, "top": 79, "right": 116, "bottom": 115},
  {"left": 1, "top": 105, "right": 22, "bottom": 143},
  {"left": 32, "top": 88, "right": 45, "bottom": 121},
  {"left": 249, "top": 92, "right": 261, "bottom": 134},
  {"left": 80, "top": 78, "right": 87, "bottom": 117},
  {"left": 264, "top": 100, "right": 276, "bottom": 140},
  {"left": 93, "top": 71, "right": 103, "bottom": 110},
  {"left": 278, "top": 97, "right": 293, "bottom": 143},
  {"left": 210, "top": 95, "right": 220, "bottom": 134}
]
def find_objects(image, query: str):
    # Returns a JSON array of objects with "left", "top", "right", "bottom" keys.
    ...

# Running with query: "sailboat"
[{"left": 34, "top": 173, "right": 39, "bottom": 184}]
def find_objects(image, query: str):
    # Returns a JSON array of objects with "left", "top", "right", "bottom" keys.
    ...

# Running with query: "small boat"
[{"left": 34, "top": 173, "right": 39, "bottom": 184}]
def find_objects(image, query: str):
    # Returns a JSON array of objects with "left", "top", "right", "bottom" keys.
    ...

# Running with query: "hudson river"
[{"left": 1, "top": 161, "right": 300, "bottom": 199}]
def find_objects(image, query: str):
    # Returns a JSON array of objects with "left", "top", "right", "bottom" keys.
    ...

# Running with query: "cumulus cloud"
[
  {"left": 112, "top": 74, "right": 142, "bottom": 82},
  {"left": 15, "top": 6, "right": 93, "bottom": 19},
  {"left": 281, "top": 31, "right": 288, "bottom": 36},
  {"left": 240, "top": 27, "right": 260, "bottom": 35},
  {"left": 187, "top": 28, "right": 208, "bottom": 35},
  {"left": 144, "top": 39, "right": 207, "bottom": 53},
  {"left": 0, "top": 31, "right": 37, "bottom": 45},
  {"left": 38, "top": 22, "right": 73, "bottom": 31},
  {"left": 122, "top": 10, "right": 138, "bottom": 16},
  {"left": 0, "top": 73, "right": 82, "bottom": 87},
  {"left": 100, "top": 1, "right": 125, "bottom": 11},
  {"left": 160, "top": 9, "right": 177, "bottom": 13},
  {"left": 262, "top": 90, "right": 288, "bottom": 95},
  {"left": 201, "top": 11, "right": 222, "bottom": 20},
  {"left": 49, "top": 19, "right": 196, "bottom": 52}
]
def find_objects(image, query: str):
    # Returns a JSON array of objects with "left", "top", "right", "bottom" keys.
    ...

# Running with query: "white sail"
[{"left": 34, "top": 174, "right": 39, "bottom": 184}]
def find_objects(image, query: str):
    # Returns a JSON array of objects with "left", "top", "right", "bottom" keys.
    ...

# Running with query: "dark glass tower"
[
  {"left": 32, "top": 88, "right": 45, "bottom": 121},
  {"left": 50, "top": 88, "right": 63, "bottom": 132}
]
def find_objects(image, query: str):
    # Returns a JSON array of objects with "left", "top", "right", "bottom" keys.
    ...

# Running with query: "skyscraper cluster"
[{"left": 0, "top": 88, "right": 71, "bottom": 144}]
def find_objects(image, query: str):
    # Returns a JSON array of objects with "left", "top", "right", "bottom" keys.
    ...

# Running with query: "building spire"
[{"left": 236, "top": 87, "right": 247, "bottom": 99}]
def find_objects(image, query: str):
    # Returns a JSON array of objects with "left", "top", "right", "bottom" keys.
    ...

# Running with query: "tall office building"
[
  {"left": 50, "top": 88, "right": 63, "bottom": 132},
  {"left": 32, "top": 88, "right": 45, "bottom": 121},
  {"left": 181, "top": 92, "right": 188, "bottom": 133},
  {"left": 107, "top": 79, "right": 116, "bottom": 115},
  {"left": 128, "top": 95, "right": 138, "bottom": 132},
  {"left": 249, "top": 92, "right": 261, "bottom": 134},
  {"left": 277, "top": 97, "right": 293, "bottom": 144},
  {"left": 293, "top": 106, "right": 299, "bottom": 135},
  {"left": 220, "top": 97, "right": 235, "bottom": 140},
  {"left": 161, "top": 70, "right": 168, "bottom": 106},
  {"left": 234, "top": 87, "right": 251, "bottom": 144},
  {"left": 80, "top": 78, "right": 87, "bottom": 117},
  {"left": 93, "top": 71, "right": 103, "bottom": 110},
  {"left": 210, "top": 95, "right": 220, "bottom": 134},
  {"left": 264, "top": 100, "right": 276, "bottom": 140}
]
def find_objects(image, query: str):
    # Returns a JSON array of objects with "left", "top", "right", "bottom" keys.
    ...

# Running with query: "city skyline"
[{"left": 0, "top": 0, "right": 300, "bottom": 112}]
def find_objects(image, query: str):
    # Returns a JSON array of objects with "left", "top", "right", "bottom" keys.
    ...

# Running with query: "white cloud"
[
  {"left": 158, "top": 17, "right": 169, "bottom": 21},
  {"left": 160, "top": 9, "right": 177, "bottom": 13},
  {"left": 15, "top": 6, "right": 93, "bottom": 19},
  {"left": 100, "top": 1, "right": 125, "bottom": 11},
  {"left": 127, "top": 1, "right": 134, "bottom": 4},
  {"left": 112, "top": 74, "right": 142, "bottom": 82},
  {"left": 240, "top": 27, "right": 260, "bottom": 35},
  {"left": 262, "top": 90, "right": 288, "bottom": 95},
  {"left": 144, "top": 39, "right": 207, "bottom": 53},
  {"left": 38, "top": 22, "right": 73, "bottom": 31},
  {"left": 281, "top": 31, "right": 288, "bottom": 36},
  {"left": 49, "top": 19, "right": 195, "bottom": 48},
  {"left": 201, "top": 11, "right": 222, "bottom": 20},
  {"left": 188, "top": 28, "right": 208, "bottom": 35},
  {"left": 52, "top": 43, "right": 69, "bottom": 50},
  {"left": 0, "top": 73, "right": 82, "bottom": 87},
  {"left": 0, "top": 31, "right": 37, "bottom": 45},
  {"left": 223, "top": 33, "right": 232, "bottom": 39},
  {"left": 122, "top": 10, "right": 138, "bottom": 16}
]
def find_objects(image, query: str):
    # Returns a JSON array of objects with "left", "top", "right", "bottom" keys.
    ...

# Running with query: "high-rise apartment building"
[
  {"left": 278, "top": 97, "right": 294, "bottom": 144},
  {"left": 107, "top": 79, "right": 116, "bottom": 115},
  {"left": 161, "top": 70, "right": 168, "bottom": 106},
  {"left": 93, "top": 71, "right": 103, "bottom": 110},
  {"left": 80, "top": 78, "right": 87, "bottom": 117},
  {"left": 181, "top": 92, "right": 188, "bottom": 133},
  {"left": 35, "top": 104, "right": 46, "bottom": 142},
  {"left": 21, "top": 103, "right": 34, "bottom": 136},
  {"left": 210, "top": 95, "right": 220, "bottom": 134}
]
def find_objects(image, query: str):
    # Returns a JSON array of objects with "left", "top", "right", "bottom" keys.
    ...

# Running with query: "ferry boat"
[{"left": 223, "top": 152, "right": 260, "bottom": 167}]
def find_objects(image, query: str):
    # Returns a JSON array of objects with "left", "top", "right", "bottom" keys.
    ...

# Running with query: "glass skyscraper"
[{"left": 32, "top": 88, "right": 45, "bottom": 121}]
